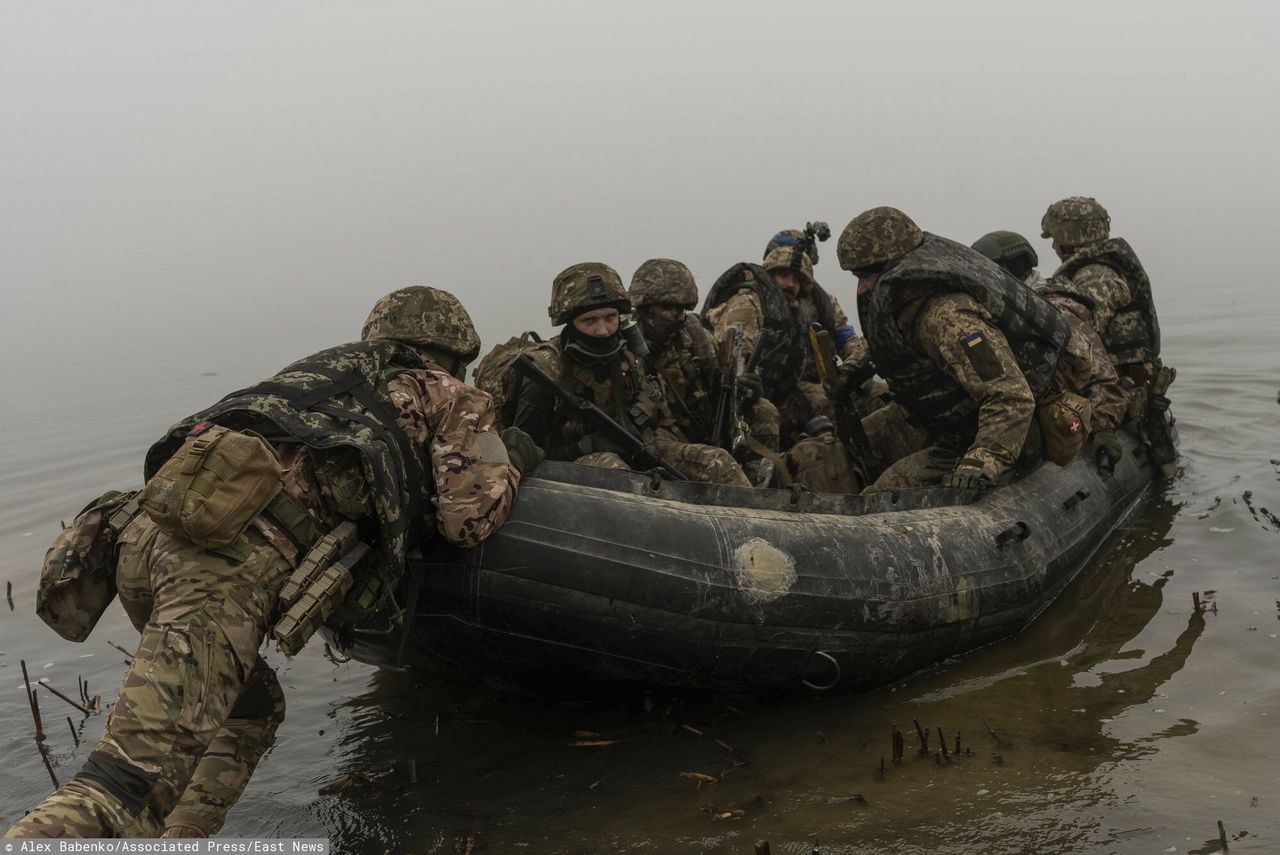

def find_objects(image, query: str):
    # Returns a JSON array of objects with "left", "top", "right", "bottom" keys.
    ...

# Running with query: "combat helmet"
[
  {"left": 1040, "top": 197, "right": 1110, "bottom": 247},
  {"left": 549, "top": 262, "right": 631, "bottom": 325},
  {"left": 361, "top": 285, "right": 481, "bottom": 363},
  {"left": 764, "top": 229, "right": 820, "bottom": 265},
  {"left": 837, "top": 207, "right": 925, "bottom": 272},
  {"left": 972, "top": 230, "right": 1039, "bottom": 280},
  {"left": 629, "top": 258, "right": 698, "bottom": 309},
  {"left": 762, "top": 243, "right": 814, "bottom": 285}
]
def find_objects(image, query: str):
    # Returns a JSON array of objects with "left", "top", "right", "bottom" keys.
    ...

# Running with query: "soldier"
[
  {"left": 8, "top": 287, "right": 536, "bottom": 839},
  {"left": 1037, "top": 199, "right": 1176, "bottom": 470},
  {"left": 973, "top": 230, "right": 1129, "bottom": 462},
  {"left": 704, "top": 227, "right": 872, "bottom": 447},
  {"left": 512, "top": 262, "right": 750, "bottom": 486},
  {"left": 628, "top": 258, "right": 781, "bottom": 452},
  {"left": 836, "top": 207, "right": 1070, "bottom": 492}
]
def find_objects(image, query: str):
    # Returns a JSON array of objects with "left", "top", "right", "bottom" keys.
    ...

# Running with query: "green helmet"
[
  {"left": 972, "top": 230, "right": 1039, "bottom": 279},
  {"left": 629, "top": 258, "right": 698, "bottom": 309},
  {"left": 549, "top": 262, "right": 630, "bottom": 325},
  {"left": 361, "top": 285, "right": 481, "bottom": 362},
  {"left": 1040, "top": 196, "right": 1110, "bottom": 246},
  {"left": 762, "top": 243, "right": 814, "bottom": 285},
  {"left": 837, "top": 207, "right": 924, "bottom": 272}
]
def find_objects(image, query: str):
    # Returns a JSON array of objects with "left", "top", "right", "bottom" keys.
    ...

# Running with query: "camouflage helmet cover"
[
  {"left": 972, "top": 230, "right": 1039, "bottom": 272},
  {"left": 762, "top": 244, "right": 815, "bottom": 285},
  {"left": 837, "top": 207, "right": 925, "bottom": 271},
  {"left": 1040, "top": 196, "right": 1111, "bottom": 246},
  {"left": 361, "top": 285, "right": 481, "bottom": 362},
  {"left": 629, "top": 258, "right": 698, "bottom": 309},
  {"left": 549, "top": 262, "right": 631, "bottom": 325}
]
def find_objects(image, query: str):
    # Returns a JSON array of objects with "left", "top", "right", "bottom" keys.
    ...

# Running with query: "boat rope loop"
[{"left": 800, "top": 650, "right": 842, "bottom": 691}]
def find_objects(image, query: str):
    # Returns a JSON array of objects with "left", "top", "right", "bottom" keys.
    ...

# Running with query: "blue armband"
[{"left": 833, "top": 324, "right": 856, "bottom": 347}]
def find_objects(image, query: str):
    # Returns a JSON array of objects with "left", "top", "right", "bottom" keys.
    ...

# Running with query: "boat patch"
[{"left": 730, "top": 538, "right": 796, "bottom": 604}]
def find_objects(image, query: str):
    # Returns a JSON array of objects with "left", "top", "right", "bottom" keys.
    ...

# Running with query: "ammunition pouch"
[
  {"left": 38, "top": 490, "right": 144, "bottom": 642},
  {"left": 141, "top": 424, "right": 282, "bottom": 549},
  {"left": 1037, "top": 391, "right": 1092, "bottom": 466},
  {"left": 271, "top": 521, "right": 368, "bottom": 656},
  {"left": 785, "top": 432, "right": 863, "bottom": 494}
]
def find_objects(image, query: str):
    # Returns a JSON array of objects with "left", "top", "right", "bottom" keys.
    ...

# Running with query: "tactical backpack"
[
  {"left": 473, "top": 332, "right": 561, "bottom": 429},
  {"left": 38, "top": 489, "right": 144, "bottom": 642}
]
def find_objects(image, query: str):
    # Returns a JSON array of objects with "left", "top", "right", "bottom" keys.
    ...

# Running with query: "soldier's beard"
[{"left": 562, "top": 326, "right": 624, "bottom": 366}]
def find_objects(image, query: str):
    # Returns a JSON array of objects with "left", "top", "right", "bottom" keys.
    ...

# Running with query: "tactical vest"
[
  {"left": 551, "top": 334, "right": 665, "bottom": 446},
  {"left": 143, "top": 339, "right": 432, "bottom": 581},
  {"left": 651, "top": 313, "right": 718, "bottom": 442},
  {"left": 859, "top": 234, "right": 1069, "bottom": 442},
  {"left": 1045, "top": 238, "right": 1160, "bottom": 366},
  {"left": 702, "top": 262, "right": 803, "bottom": 400}
]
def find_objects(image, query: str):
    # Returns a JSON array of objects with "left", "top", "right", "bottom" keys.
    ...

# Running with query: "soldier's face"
[
  {"left": 772, "top": 270, "right": 802, "bottom": 297},
  {"left": 1051, "top": 239, "right": 1067, "bottom": 261},
  {"left": 638, "top": 304, "right": 682, "bottom": 344},
  {"left": 856, "top": 271, "right": 882, "bottom": 296},
  {"left": 572, "top": 307, "right": 621, "bottom": 338}
]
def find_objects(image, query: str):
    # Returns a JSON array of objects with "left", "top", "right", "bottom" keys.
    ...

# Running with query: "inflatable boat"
[{"left": 335, "top": 434, "right": 1159, "bottom": 694}]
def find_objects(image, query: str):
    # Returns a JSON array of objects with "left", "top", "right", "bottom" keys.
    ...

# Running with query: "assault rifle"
[
  {"left": 710, "top": 327, "right": 740, "bottom": 451},
  {"left": 512, "top": 354, "right": 688, "bottom": 481},
  {"left": 807, "top": 325, "right": 881, "bottom": 484}
]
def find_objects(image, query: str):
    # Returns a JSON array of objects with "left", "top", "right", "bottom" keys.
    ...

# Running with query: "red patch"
[{"left": 1067, "top": 418, "right": 1083, "bottom": 435}]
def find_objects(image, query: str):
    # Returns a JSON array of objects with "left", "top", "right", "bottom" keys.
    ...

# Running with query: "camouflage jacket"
[
  {"left": 1045, "top": 238, "right": 1160, "bottom": 366},
  {"left": 511, "top": 333, "right": 676, "bottom": 461},
  {"left": 704, "top": 265, "right": 868, "bottom": 398},
  {"left": 648, "top": 313, "right": 719, "bottom": 443},
  {"left": 859, "top": 235, "right": 1069, "bottom": 480},
  {"left": 1045, "top": 295, "right": 1129, "bottom": 433},
  {"left": 145, "top": 340, "right": 522, "bottom": 575}
]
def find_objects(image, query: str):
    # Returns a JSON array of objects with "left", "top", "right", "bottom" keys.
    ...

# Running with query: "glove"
[
  {"left": 736, "top": 372, "right": 765, "bottom": 404},
  {"left": 944, "top": 458, "right": 990, "bottom": 491},
  {"left": 500, "top": 426, "right": 545, "bottom": 476},
  {"left": 1092, "top": 429, "right": 1122, "bottom": 469}
]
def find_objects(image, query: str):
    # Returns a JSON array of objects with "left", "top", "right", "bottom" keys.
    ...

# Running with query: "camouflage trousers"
[
  {"left": 7, "top": 516, "right": 291, "bottom": 838},
  {"left": 858, "top": 403, "right": 948, "bottom": 493},
  {"left": 777, "top": 381, "right": 836, "bottom": 448},
  {"left": 745, "top": 397, "right": 781, "bottom": 452},
  {"left": 576, "top": 438, "right": 750, "bottom": 487}
]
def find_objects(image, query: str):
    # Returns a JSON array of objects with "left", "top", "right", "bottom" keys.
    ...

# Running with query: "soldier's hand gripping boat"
[{"left": 332, "top": 433, "right": 1163, "bottom": 694}]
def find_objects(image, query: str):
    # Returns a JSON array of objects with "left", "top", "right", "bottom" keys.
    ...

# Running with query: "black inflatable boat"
[{"left": 336, "top": 434, "right": 1159, "bottom": 694}]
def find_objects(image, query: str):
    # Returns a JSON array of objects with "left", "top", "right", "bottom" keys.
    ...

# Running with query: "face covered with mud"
[{"left": 636, "top": 304, "right": 684, "bottom": 346}]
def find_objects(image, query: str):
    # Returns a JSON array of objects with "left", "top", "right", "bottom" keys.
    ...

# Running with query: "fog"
[{"left": 2, "top": 0, "right": 1276, "bottom": 384}]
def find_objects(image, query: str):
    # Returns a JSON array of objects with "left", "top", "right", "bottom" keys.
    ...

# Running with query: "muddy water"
[{"left": 2, "top": 282, "right": 1277, "bottom": 854}]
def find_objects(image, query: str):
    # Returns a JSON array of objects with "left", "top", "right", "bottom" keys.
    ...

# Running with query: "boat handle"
[
  {"left": 994, "top": 521, "right": 1030, "bottom": 547},
  {"left": 1061, "top": 489, "right": 1090, "bottom": 510},
  {"left": 800, "top": 650, "right": 842, "bottom": 691}
]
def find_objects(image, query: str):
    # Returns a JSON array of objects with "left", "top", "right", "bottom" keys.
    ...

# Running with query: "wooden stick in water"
[
  {"left": 20, "top": 659, "right": 45, "bottom": 740},
  {"left": 36, "top": 738, "right": 59, "bottom": 788},
  {"left": 39, "top": 681, "right": 93, "bottom": 716}
]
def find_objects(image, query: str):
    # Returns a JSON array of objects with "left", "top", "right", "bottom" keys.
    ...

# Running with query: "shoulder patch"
[{"left": 961, "top": 331, "right": 1004, "bottom": 382}]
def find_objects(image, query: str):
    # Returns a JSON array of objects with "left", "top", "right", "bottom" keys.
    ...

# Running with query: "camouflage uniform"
[
  {"left": 704, "top": 239, "right": 870, "bottom": 446},
  {"left": 514, "top": 262, "right": 749, "bottom": 487},
  {"left": 838, "top": 208, "right": 1069, "bottom": 492},
  {"left": 972, "top": 231, "right": 1128, "bottom": 433},
  {"left": 630, "top": 259, "right": 780, "bottom": 450},
  {"left": 8, "top": 288, "right": 522, "bottom": 840},
  {"left": 1039, "top": 198, "right": 1164, "bottom": 399}
]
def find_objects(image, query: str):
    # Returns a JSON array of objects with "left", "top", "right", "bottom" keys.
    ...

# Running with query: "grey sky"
[{"left": 2, "top": 0, "right": 1276, "bottom": 382}]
